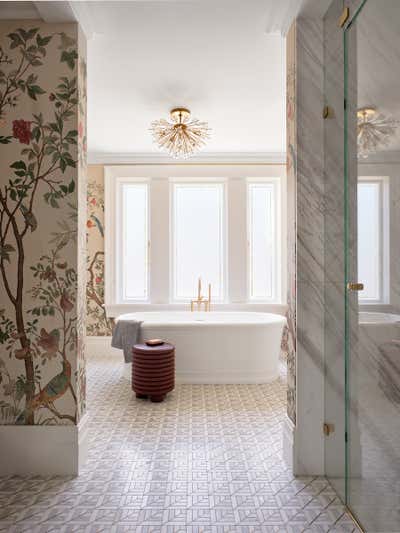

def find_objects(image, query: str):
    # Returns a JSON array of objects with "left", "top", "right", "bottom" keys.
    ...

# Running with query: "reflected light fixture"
[
  {"left": 150, "top": 107, "right": 211, "bottom": 159},
  {"left": 357, "top": 106, "right": 399, "bottom": 158}
]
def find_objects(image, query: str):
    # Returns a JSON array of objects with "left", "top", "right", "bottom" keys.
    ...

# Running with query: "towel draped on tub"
[{"left": 111, "top": 319, "right": 143, "bottom": 362}]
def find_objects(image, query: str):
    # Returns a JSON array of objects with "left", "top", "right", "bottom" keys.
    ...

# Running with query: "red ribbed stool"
[{"left": 132, "top": 341, "right": 175, "bottom": 402}]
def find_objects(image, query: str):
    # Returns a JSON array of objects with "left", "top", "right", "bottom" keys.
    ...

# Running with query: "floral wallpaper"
[
  {"left": 286, "top": 23, "right": 297, "bottom": 425},
  {"left": 86, "top": 165, "right": 113, "bottom": 336},
  {"left": 0, "top": 22, "right": 86, "bottom": 425}
]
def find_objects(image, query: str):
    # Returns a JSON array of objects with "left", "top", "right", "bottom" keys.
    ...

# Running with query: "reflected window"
[{"left": 358, "top": 178, "right": 389, "bottom": 303}]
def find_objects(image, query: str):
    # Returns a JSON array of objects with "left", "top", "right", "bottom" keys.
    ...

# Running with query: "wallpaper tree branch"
[
  {"left": 0, "top": 22, "right": 86, "bottom": 426},
  {"left": 86, "top": 169, "right": 113, "bottom": 336}
]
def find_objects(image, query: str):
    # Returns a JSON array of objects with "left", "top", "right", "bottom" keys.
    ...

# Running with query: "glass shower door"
[{"left": 344, "top": 1, "right": 400, "bottom": 530}]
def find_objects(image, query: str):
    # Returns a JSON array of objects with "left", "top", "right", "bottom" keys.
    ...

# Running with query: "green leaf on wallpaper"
[
  {"left": 10, "top": 160, "right": 27, "bottom": 171},
  {"left": 18, "top": 28, "right": 39, "bottom": 42},
  {"left": 0, "top": 136, "right": 12, "bottom": 144},
  {"left": 36, "top": 34, "right": 52, "bottom": 47},
  {"left": 44, "top": 146, "right": 55, "bottom": 155},
  {"left": 61, "top": 50, "right": 78, "bottom": 70},
  {"left": 30, "top": 59, "right": 43, "bottom": 67},
  {"left": 27, "top": 84, "right": 45, "bottom": 100},
  {"left": 68, "top": 180, "right": 75, "bottom": 193},
  {"left": 33, "top": 112, "right": 44, "bottom": 125},
  {"left": 31, "top": 127, "right": 41, "bottom": 142},
  {"left": 7, "top": 32, "right": 23, "bottom": 49}
]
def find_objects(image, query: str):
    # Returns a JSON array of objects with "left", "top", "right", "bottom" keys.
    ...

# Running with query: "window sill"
[{"left": 105, "top": 302, "right": 287, "bottom": 318}]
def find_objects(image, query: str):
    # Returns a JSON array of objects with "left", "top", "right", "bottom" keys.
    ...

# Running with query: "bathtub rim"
[{"left": 116, "top": 311, "right": 287, "bottom": 328}]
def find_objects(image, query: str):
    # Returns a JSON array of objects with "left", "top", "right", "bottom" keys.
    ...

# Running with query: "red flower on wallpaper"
[
  {"left": 12, "top": 119, "right": 32, "bottom": 144},
  {"left": 95, "top": 276, "right": 102, "bottom": 284}
]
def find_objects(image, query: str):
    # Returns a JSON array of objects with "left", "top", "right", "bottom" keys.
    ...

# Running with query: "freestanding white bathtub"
[{"left": 117, "top": 311, "right": 286, "bottom": 384}]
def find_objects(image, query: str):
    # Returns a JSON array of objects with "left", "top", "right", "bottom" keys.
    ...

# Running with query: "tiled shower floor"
[{"left": 0, "top": 354, "right": 358, "bottom": 532}]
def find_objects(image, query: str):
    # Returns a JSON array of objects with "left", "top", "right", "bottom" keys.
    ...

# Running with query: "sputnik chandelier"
[
  {"left": 357, "top": 106, "right": 399, "bottom": 158},
  {"left": 150, "top": 107, "right": 211, "bottom": 159}
]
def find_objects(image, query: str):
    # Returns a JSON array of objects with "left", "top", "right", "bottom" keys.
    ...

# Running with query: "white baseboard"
[{"left": 0, "top": 413, "right": 89, "bottom": 476}]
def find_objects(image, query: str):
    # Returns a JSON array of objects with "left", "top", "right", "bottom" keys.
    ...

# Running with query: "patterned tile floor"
[{"left": 0, "top": 354, "right": 358, "bottom": 533}]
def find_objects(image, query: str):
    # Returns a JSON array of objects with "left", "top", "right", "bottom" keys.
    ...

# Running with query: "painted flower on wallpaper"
[
  {"left": 12, "top": 119, "right": 32, "bottom": 144},
  {"left": 0, "top": 26, "right": 83, "bottom": 425}
]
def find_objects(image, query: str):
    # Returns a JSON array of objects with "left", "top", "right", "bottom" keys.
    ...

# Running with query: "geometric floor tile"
[{"left": 0, "top": 353, "right": 359, "bottom": 532}]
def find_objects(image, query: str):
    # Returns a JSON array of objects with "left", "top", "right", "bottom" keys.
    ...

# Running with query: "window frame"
[
  {"left": 357, "top": 175, "right": 390, "bottom": 305},
  {"left": 247, "top": 178, "right": 281, "bottom": 303},
  {"left": 105, "top": 175, "right": 150, "bottom": 307},
  {"left": 169, "top": 177, "right": 228, "bottom": 303},
  {"left": 104, "top": 165, "right": 286, "bottom": 313}
]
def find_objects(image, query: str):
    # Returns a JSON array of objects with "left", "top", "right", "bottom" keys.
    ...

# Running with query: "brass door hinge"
[
  {"left": 323, "top": 106, "right": 334, "bottom": 119},
  {"left": 323, "top": 423, "right": 335, "bottom": 436},
  {"left": 347, "top": 282, "right": 364, "bottom": 291},
  {"left": 339, "top": 6, "right": 350, "bottom": 27}
]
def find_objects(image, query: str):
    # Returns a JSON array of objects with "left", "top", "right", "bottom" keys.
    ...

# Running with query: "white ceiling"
[
  {"left": 85, "top": 0, "right": 286, "bottom": 156},
  {"left": 1, "top": 0, "right": 331, "bottom": 158}
]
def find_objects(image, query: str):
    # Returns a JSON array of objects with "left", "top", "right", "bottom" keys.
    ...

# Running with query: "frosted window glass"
[
  {"left": 358, "top": 182, "right": 380, "bottom": 301},
  {"left": 122, "top": 184, "right": 148, "bottom": 300},
  {"left": 173, "top": 184, "right": 225, "bottom": 300},
  {"left": 249, "top": 184, "right": 275, "bottom": 300}
]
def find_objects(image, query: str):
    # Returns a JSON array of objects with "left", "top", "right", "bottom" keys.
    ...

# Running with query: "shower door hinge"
[
  {"left": 323, "top": 423, "right": 335, "bottom": 436},
  {"left": 338, "top": 6, "right": 350, "bottom": 27},
  {"left": 347, "top": 282, "right": 364, "bottom": 291},
  {"left": 323, "top": 106, "right": 334, "bottom": 119}
]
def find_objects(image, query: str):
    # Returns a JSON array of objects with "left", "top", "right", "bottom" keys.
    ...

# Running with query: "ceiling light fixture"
[
  {"left": 357, "top": 106, "right": 399, "bottom": 158},
  {"left": 150, "top": 107, "right": 211, "bottom": 159}
]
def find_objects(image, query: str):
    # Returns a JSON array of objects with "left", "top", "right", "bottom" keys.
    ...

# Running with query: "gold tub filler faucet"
[{"left": 191, "top": 277, "right": 211, "bottom": 312}]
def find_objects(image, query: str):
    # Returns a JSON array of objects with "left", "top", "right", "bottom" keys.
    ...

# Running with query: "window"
[
  {"left": 105, "top": 166, "right": 285, "bottom": 310},
  {"left": 172, "top": 182, "right": 225, "bottom": 301},
  {"left": 358, "top": 178, "right": 388, "bottom": 303},
  {"left": 248, "top": 181, "right": 280, "bottom": 301},
  {"left": 117, "top": 180, "right": 149, "bottom": 301}
]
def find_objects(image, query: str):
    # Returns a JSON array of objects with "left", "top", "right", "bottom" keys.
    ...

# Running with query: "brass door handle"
[{"left": 347, "top": 282, "right": 364, "bottom": 291}]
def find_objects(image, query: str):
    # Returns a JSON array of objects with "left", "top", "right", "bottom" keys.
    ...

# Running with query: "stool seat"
[{"left": 132, "top": 341, "right": 175, "bottom": 402}]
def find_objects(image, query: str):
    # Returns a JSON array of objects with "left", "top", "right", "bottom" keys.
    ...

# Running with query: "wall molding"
[
  {"left": 88, "top": 152, "right": 287, "bottom": 166},
  {"left": 0, "top": 413, "right": 89, "bottom": 476}
]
